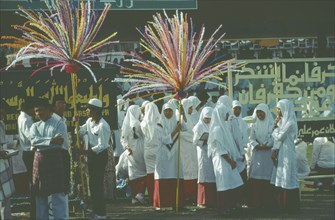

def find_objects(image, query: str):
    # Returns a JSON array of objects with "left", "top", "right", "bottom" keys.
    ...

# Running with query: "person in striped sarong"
[
  {"left": 30, "top": 98, "right": 69, "bottom": 220},
  {"left": 0, "top": 99, "right": 15, "bottom": 220}
]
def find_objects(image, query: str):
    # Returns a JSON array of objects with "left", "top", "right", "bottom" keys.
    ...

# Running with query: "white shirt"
[
  {"left": 52, "top": 113, "right": 69, "bottom": 150},
  {"left": 311, "top": 137, "right": 335, "bottom": 169},
  {"left": 79, "top": 117, "right": 111, "bottom": 154},
  {"left": 17, "top": 111, "right": 34, "bottom": 151},
  {"left": 295, "top": 140, "right": 310, "bottom": 177},
  {"left": 30, "top": 116, "right": 67, "bottom": 151}
]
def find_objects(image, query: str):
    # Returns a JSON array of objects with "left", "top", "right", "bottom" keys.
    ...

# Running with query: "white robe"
[
  {"left": 154, "top": 103, "right": 184, "bottom": 180},
  {"left": 271, "top": 99, "right": 299, "bottom": 189},
  {"left": 140, "top": 103, "right": 160, "bottom": 174},
  {"left": 193, "top": 107, "right": 215, "bottom": 183},
  {"left": 180, "top": 98, "right": 198, "bottom": 180},
  {"left": 208, "top": 106, "right": 243, "bottom": 191},
  {"left": 121, "top": 105, "right": 146, "bottom": 181},
  {"left": 249, "top": 103, "right": 274, "bottom": 180},
  {"left": 114, "top": 98, "right": 126, "bottom": 157}
]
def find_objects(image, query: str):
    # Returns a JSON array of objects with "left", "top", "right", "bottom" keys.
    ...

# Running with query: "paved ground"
[{"left": 12, "top": 186, "right": 335, "bottom": 219}]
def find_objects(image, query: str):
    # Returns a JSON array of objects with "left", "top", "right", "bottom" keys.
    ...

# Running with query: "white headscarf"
[
  {"left": 217, "top": 95, "right": 233, "bottom": 110},
  {"left": 232, "top": 99, "right": 244, "bottom": 122},
  {"left": 141, "top": 100, "right": 150, "bottom": 109},
  {"left": 117, "top": 98, "right": 127, "bottom": 129},
  {"left": 159, "top": 102, "right": 178, "bottom": 135},
  {"left": 208, "top": 105, "right": 239, "bottom": 160},
  {"left": 277, "top": 99, "right": 298, "bottom": 138},
  {"left": 232, "top": 100, "right": 242, "bottom": 115},
  {"left": 188, "top": 96, "right": 201, "bottom": 110},
  {"left": 140, "top": 102, "right": 160, "bottom": 143},
  {"left": 181, "top": 98, "right": 193, "bottom": 124},
  {"left": 193, "top": 107, "right": 213, "bottom": 138},
  {"left": 252, "top": 103, "right": 274, "bottom": 144},
  {"left": 188, "top": 96, "right": 201, "bottom": 123},
  {"left": 121, "top": 105, "right": 141, "bottom": 139}
]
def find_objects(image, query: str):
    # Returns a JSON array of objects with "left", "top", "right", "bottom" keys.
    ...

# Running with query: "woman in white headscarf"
[
  {"left": 188, "top": 96, "right": 202, "bottom": 122},
  {"left": 140, "top": 102, "right": 161, "bottom": 203},
  {"left": 248, "top": 103, "right": 275, "bottom": 210},
  {"left": 208, "top": 105, "right": 243, "bottom": 215},
  {"left": 121, "top": 105, "right": 147, "bottom": 205},
  {"left": 232, "top": 100, "right": 249, "bottom": 206},
  {"left": 193, "top": 107, "right": 216, "bottom": 208},
  {"left": 180, "top": 98, "right": 198, "bottom": 204},
  {"left": 153, "top": 102, "right": 185, "bottom": 210},
  {"left": 218, "top": 97, "right": 247, "bottom": 193},
  {"left": 140, "top": 100, "right": 150, "bottom": 121},
  {"left": 113, "top": 97, "right": 127, "bottom": 164},
  {"left": 271, "top": 99, "right": 300, "bottom": 212},
  {"left": 232, "top": 100, "right": 248, "bottom": 180}
]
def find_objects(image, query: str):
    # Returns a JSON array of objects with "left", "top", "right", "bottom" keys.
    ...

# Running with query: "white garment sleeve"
[
  {"left": 193, "top": 131, "right": 205, "bottom": 147},
  {"left": 120, "top": 130, "right": 129, "bottom": 150},
  {"left": 78, "top": 123, "right": 88, "bottom": 136},
  {"left": 231, "top": 119, "right": 245, "bottom": 154},
  {"left": 22, "top": 118, "right": 33, "bottom": 142},
  {"left": 249, "top": 126, "right": 259, "bottom": 150},
  {"left": 91, "top": 124, "right": 110, "bottom": 154},
  {"left": 272, "top": 122, "right": 294, "bottom": 150}
]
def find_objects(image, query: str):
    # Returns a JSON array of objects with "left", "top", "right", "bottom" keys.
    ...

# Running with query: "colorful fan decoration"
[
  {"left": 115, "top": 10, "right": 241, "bottom": 212},
  {"left": 115, "top": 10, "right": 241, "bottom": 102},
  {"left": 1, "top": 0, "right": 118, "bottom": 81}
]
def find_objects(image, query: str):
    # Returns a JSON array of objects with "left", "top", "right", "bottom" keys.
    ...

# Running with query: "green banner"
[{"left": 0, "top": 67, "right": 118, "bottom": 134}]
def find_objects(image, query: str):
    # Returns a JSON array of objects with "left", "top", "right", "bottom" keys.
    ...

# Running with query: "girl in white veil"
[
  {"left": 208, "top": 105, "right": 243, "bottom": 215},
  {"left": 140, "top": 102, "right": 160, "bottom": 203},
  {"left": 271, "top": 99, "right": 300, "bottom": 212},
  {"left": 248, "top": 103, "right": 275, "bottom": 209},
  {"left": 153, "top": 102, "right": 185, "bottom": 210},
  {"left": 113, "top": 98, "right": 127, "bottom": 163},
  {"left": 121, "top": 105, "right": 147, "bottom": 205},
  {"left": 180, "top": 98, "right": 198, "bottom": 204},
  {"left": 193, "top": 107, "right": 216, "bottom": 208}
]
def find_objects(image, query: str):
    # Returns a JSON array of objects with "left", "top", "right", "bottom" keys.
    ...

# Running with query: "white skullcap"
[{"left": 88, "top": 98, "right": 103, "bottom": 108}]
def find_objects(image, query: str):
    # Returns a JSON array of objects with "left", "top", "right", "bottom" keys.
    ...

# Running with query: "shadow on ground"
[{"left": 12, "top": 188, "right": 335, "bottom": 219}]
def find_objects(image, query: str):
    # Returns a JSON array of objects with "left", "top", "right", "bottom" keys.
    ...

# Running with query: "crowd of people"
[{"left": 0, "top": 93, "right": 334, "bottom": 219}]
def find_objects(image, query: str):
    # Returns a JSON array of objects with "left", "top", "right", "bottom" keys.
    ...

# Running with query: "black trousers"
[
  {"left": 88, "top": 150, "right": 108, "bottom": 216},
  {"left": 22, "top": 151, "right": 36, "bottom": 220}
]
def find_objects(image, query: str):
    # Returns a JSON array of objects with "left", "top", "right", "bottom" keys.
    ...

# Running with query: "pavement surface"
[{"left": 11, "top": 186, "right": 335, "bottom": 219}]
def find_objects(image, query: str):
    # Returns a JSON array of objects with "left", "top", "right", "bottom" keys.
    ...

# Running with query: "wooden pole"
[
  {"left": 70, "top": 73, "right": 88, "bottom": 218},
  {"left": 275, "top": 62, "right": 279, "bottom": 104},
  {"left": 228, "top": 62, "right": 233, "bottom": 97},
  {"left": 175, "top": 99, "right": 182, "bottom": 212}
]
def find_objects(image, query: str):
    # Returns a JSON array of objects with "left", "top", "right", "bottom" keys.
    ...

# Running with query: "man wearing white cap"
[{"left": 77, "top": 98, "right": 111, "bottom": 219}]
